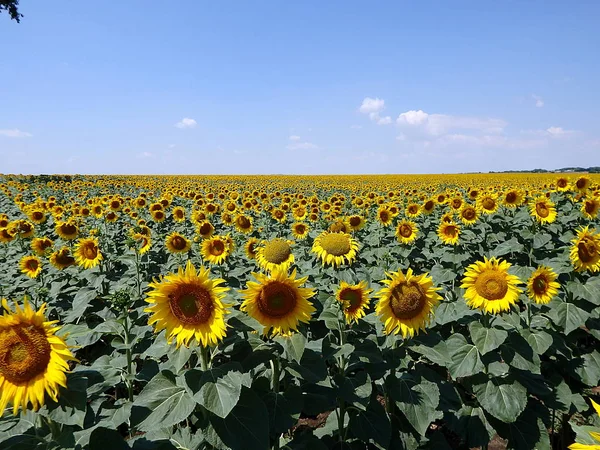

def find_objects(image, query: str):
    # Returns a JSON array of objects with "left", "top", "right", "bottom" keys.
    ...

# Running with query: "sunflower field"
[{"left": 1, "top": 173, "right": 600, "bottom": 450}]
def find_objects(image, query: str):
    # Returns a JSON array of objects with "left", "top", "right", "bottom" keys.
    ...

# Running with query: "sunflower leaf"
[
  {"left": 473, "top": 377, "right": 527, "bottom": 423},
  {"left": 469, "top": 322, "right": 508, "bottom": 355},
  {"left": 549, "top": 301, "right": 590, "bottom": 335},
  {"left": 446, "top": 333, "right": 485, "bottom": 378}
]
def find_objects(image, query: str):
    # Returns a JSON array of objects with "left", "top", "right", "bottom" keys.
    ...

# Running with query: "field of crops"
[{"left": 1, "top": 173, "right": 600, "bottom": 450}]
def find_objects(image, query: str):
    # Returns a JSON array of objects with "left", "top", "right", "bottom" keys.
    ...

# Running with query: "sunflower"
[
  {"left": 151, "top": 209, "right": 165, "bottom": 223},
  {"left": 347, "top": 215, "right": 366, "bottom": 231},
  {"left": 55, "top": 221, "right": 79, "bottom": 241},
  {"left": 375, "top": 268, "right": 441, "bottom": 338},
  {"left": 529, "top": 196, "right": 557, "bottom": 224},
  {"left": 171, "top": 206, "right": 186, "bottom": 222},
  {"left": 234, "top": 214, "right": 253, "bottom": 234},
  {"left": 570, "top": 226, "right": 600, "bottom": 272},
  {"left": 568, "top": 399, "right": 600, "bottom": 450},
  {"left": 502, "top": 189, "right": 524, "bottom": 208},
  {"left": 132, "top": 233, "right": 152, "bottom": 254},
  {"left": 240, "top": 268, "right": 315, "bottom": 336},
  {"left": 555, "top": 177, "right": 570, "bottom": 192},
  {"left": 27, "top": 209, "right": 47, "bottom": 225},
  {"left": 144, "top": 260, "right": 230, "bottom": 348},
  {"left": 376, "top": 206, "right": 394, "bottom": 226},
  {"left": 527, "top": 266, "right": 560, "bottom": 305},
  {"left": 291, "top": 222, "right": 309, "bottom": 240},
  {"left": 449, "top": 197, "right": 463, "bottom": 211},
  {"left": 20, "top": 256, "right": 42, "bottom": 278},
  {"left": 0, "top": 227, "right": 16, "bottom": 244},
  {"left": 14, "top": 220, "right": 35, "bottom": 239},
  {"left": 31, "top": 237, "right": 53, "bottom": 256},
  {"left": 477, "top": 194, "right": 499, "bottom": 214},
  {"left": 73, "top": 237, "right": 103, "bottom": 269},
  {"left": 461, "top": 257, "right": 523, "bottom": 314},
  {"left": 49, "top": 247, "right": 76, "bottom": 270},
  {"left": 0, "top": 298, "right": 76, "bottom": 415},
  {"left": 197, "top": 221, "right": 215, "bottom": 239},
  {"left": 422, "top": 199, "right": 436, "bottom": 215},
  {"left": 395, "top": 220, "right": 418, "bottom": 244},
  {"left": 329, "top": 218, "right": 350, "bottom": 233},
  {"left": 336, "top": 281, "right": 372, "bottom": 324},
  {"left": 257, "top": 238, "right": 295, "bottom": 273},
  {"left": 244, "top": 237, "right": 259, "bottom": 260},
  {"left": 406, "top": 203, "right": 421, "bottom": 218},
  {"left": 459, "top": 205, "right": 479, "bottom": 225},
  {"left": 575, "top": 176, "right": 591, "bottom": 192},
  {"left": 165, "top": 232, "right": 191, "bottom": 254},
  {"left": 581, "top": 198, "right": 600, "bottom": 220},
  {"left": 312, "top": 231, "right": 359, "bottom": 267},
  {"left": 200, "top": 235, "right": 232, "bottom": 265},
  {"left": 438, "top": 221, "right": 460, "bottom": 245}
]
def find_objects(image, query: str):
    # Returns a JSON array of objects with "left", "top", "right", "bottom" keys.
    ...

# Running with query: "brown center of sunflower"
[
  {"left": 25, "top": 259, "right": 39, "bottom": 270},
  {"left": 339, "top": 288, "right": 362, "bottom": 312},
  {"left": 61, "top": 223, "right": 77, "bottom": 236},
  {"left": 237, "top": 216, "right": 251, "bottom": 229},
  {"left": 532, "top": 276, "right": 548, "bottom": 295},
  {"left": 585, "top": 201, "right": 596, "bottom": 214},
  {"left": 578, "top": 239, "right": 598, "bottom": 263},
  {"left": 474, "top": 270, "right": 508, "bottom": 300},
  {"left": 557, "top": 179, "right": 567, "bottom": 188},
  {"left": 199, "top": 222, "right": 212, "bottom": 235},
  {"left": 389, "top": 282, "right": 426, "bottom": 319},
  {"left": 40, "top": 240, "right": 52, "bottom": 250},
  {"left": 462, "top": 208, "right": 476, "bottom": 220},
  {"left": 576, "top": 179, "right": 587, "bottom": 189},
  {"left": 535, "top": 202, "right": 550, "bottom": 218},
  {"left": 247, "top": 241, "right": 257, "bottom": 256},
  {"left": 209, "top": 239, "right": 225, "bottom": 256},
  {"left": 175, "top": 209, "right": 184, "bottom": 218},
  {"left": 258, "top": 281, "right": 297, "bottom": 317},
  {"left": 206, "top": 204, "right": 216, "bottom": 213},
  {"left": 263, "top": 239, "right": 291, "bottom": 264},
  {"left": 319, "top": 233, "right": 351, "bottom": 256},
  {"left": 153, "top": 211, "right": 164, "bottom": 219},
  {"left": 408, "top": 205, "right": 418, "bottom": 214},
  {"left": 0, "top": 325, "right": 51, "bottom": 384},
  {"left": 399, "top": 224, "right": 413, "bottom": 238},
  {"left": 32, "top": 212, "right": 44, "bottom": 221},
  {"left": 274, "top": 210, "right": 284, "bottom": 219},
  {"left": 82, "top": 243, "right": 98, "bottom": 259},
  {"left": 452, "top": 199, "right": 462, "bottom": 209},
  {"left": 55, "top": 250, "right": 75, "bottom": 266},
  {"left": 505, "top": 192, "right": 517, "bottom": 203},
  {"left": 424, "top": 201, "right": 434, "bottom": 211},
  {"left": 443, "top": 225, "right": 458, "bottom": 237},
  {"left": 379, "top": 211, "right": 390, "bottom": 222},
  {"left": 170, "top": 236, "right": 187, "bottom": 251},
  {"left": 295, "top": 224, "right": 306, "bottom": 234},
  {"left": 169, "top": 288, "right": 214, "bottom": 324},
  {"left": 482, "top": 197, "right": 496, "bottom": 210},
  {"left": 349, "top": 216, "right": 361, "bottom": 227}
]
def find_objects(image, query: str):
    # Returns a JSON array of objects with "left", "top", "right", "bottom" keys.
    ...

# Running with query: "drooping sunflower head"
[
  {"left": 0, "top": 227, "right": 16, "bottom": 244},
  {"left": 257, "top": 238, "right": 295, "bottom": 273},
  {"left": 240, "top": 267, "right": 315, "bottom": 336},
  {"left": 581, "top": 198, "right": 600, "bottom": 220},
  {"left": 14, "top": 220, "right": 35, "bottom": 239},
  {"left": 49, "top": 247, "right": 76, "bottom": 270},
  {"left": 422, "top": 199, "right": 436, "bottom": 215},
  {"left": 529, "top": 196, "right": 557, "bottom": 224},
  {"left": 328, "top": 219, "right": 350, "bottom": 234},
  {"left": 144, "top": 260, "right": 230, "bottom": 348},
  {"left": 527, "top": 266, "right": 560, "bottom": 305},
  {"left": 0, "top": 298, "right": 76, "bottom": 415},
  {"left": 31, "top": 237, "right": 54, "bottom": 256},
  {"left": 438, "top": 221, "right": 460, "bottom": 245},
  {"left": 234, "top": 214, "right": 253, "bottom": 234},
  {"left": 336, "top": 280, "right": 372, "bottom": 324},
  {"left": 459, "top": 205, "right": 479, "bottom": 225},
  {"left": 200, "top": 235, "right": 231, "bottom": 265},
  {"left": 375, "top": 268, "right": 441, "bottom": 338},
  {"left": 132, "top": 233, "right": 152, "bottom": 254},
  {"left": 74, "top": 237, "right": 103, "bottom": 269},
  {"left": 165, "top": 232, "right": 191, "bottom": 254},
  {"left": 291, "top": 222, "right": 310, "bottom": 240},
  {"left": 461, "top": 257, "right": 523, "bottom": 314},
  {"left": 312, "top": 231, "right": 359, "bottom": 267},
  {"left": 244, "top": 237, "right": 259, "bottom": 260},
  {"left": 570, "top": 226, "right": 600, "bottom": 272},
  {"left": 395, "top": 220, "right": 418, "bottom": 245},
  {"left": 20, "top": 255, "right": 42, "bottom": 278}
]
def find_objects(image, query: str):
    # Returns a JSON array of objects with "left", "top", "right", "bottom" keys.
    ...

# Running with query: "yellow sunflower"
[
  {"left": 197, "top": 221, "right": 215, "bottom": 239},
  {"left": 376, "top": 206, "right": 394, "bottom": 226},
  {"left": 73, "top": 237, "right": 103, "bottom": 269},
  {"left": 527, "top": 266, "right": 560, "bottom": 305},
  {"left": 575, "top": 176, "right": 591, "bottom": 192},
  {"left": 568, "top": 399, "right": 600, "bottom": 449},
  {"left": 132, "top": 233, "right": 152, "bottom": 255},
  {"left": 570, "top": 226, "right": 600, "bottom": 272},
  {"left": 312, "top": 231, "right": 358, "bottom": 267},
  {"left": 240, "top": 268, "right": 315, "bottom": 336},
  {"left": 144, "top": 260, "right": 230, "bottom": 348},
  {"left": 151, "top": 209, "right": 165, "bottom": 223},
  {"left": 0, "top": 298, "right": 76, "bottom": 415},
  {"left": 459, "top": 205, "right": 479, "bottom": 225},
  {"left": 421, "top": 199, "right": 436, "bottom": 215},
  {"left": 347, "top": 215, "right": 366, "bottom": 231},
  {"left": 0, "top": 227, "right": 16, "bottom": 244},
  {"left": 336, "top": 281, "right": 372, "bottom": 324},
  {"left": 291, "top": 222, "right": 310, "bottom": 240},
  {"left": 375, "top": 268, "right": 441, "bottom": 338},
  {"left": 200, "top": 235, "right": 232, "bottom": 265},
  {"left": 406, "top": 203, "right": 421, "bottom": 218},
  {"left": 395, "top": 220, "right": 418, "bottom": 244},
  {"left": 31, "top": 237, "right": 53, "bottom": 256},
  {"left": 244, "top": 237, "right": 259, "bottom": 260},
  {"left": 477, "top": 194, "right": 499, "bottom": 214},
  {"left": 165, "top": 232, "right": 191, "bottom": 254},
  {"left": 14, "top": 220, "right": 35, "bottom": 239},
  {"left": 49, "top": 247, "right": 76, "bottom": 270},
  {"left": 461, "top": 257, "right": 523, "bottom": 314},
  {"left": 20, "top": 255, "right": 42, "bottom": 278},
  {"left": 234, "top": 214, "right": 253, "bottom": 234},
  {"left": 55, "top": 221, "right": 79, "bottom": 241},
  {"left": 172, "top": 206, "right": 186, "bottom": 222},
  {"left": 581, "top": 198, "right": 600, "bottom": 220},
  {"left": 502, "top": 189, "right": 524, "bottom": 208},
  {"left": 555, "top": 177, "right": 570, "bottom": 192},
  {"left": 529, "top": 196, "right": 557, "bottom": 224},
  {"left": 438, "top": 222, "right": 460, "bottom": 245},
  {"left": 257, "top": 238, "right": 295, "bottom": 273}
]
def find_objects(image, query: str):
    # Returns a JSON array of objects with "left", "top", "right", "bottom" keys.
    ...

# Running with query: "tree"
[{"left": 1, "top": 0, "right": 22, "bottom": 22}]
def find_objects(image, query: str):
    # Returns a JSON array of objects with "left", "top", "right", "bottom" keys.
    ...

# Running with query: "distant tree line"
[{"left": 489, "top": 167, "right": 600, "bottom": 174}]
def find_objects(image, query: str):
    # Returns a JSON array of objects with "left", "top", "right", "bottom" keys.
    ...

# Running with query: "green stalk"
[
  {"left": 270, "top": 357, "right": 281, "bottom": 450},
  {"left": 200, "top": 345, "right": 210, "bottom": 371},
  {"left": 123, "top": 315, "right": 134, "bottom": 402}
]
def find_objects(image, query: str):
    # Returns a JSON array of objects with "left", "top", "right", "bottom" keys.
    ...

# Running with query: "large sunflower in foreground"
[
  {"left": 165, "top": 232, "right": 191, "bottom": 254},
  {"left": 256, "top": 238, "right": 295, "bottom": 273},
  {"left": 312, "top": 231, "right": 358, "bottom": 267},
  {"left": 529, "top": 196, "right": 557, "bottom": 224},
  {"left": 74, "top": 237, "right": 103, "bottom": 269},
  {"left": 336, "top": 281, "right": 372, "bottom": 324},
  {"left": 527, "top": 266, "right": 560, "bottom": 304},
  {"left": 20, "top": 255, "right": 42, "bottom": 278},
  {"left": 240, "top": 268, "right": 315, "bottom": 336},
  {"left": 395, "top": 220, "right": 418, "bottom": 245},
  {"left": 0, "top": 298, "right": 76, "bottom": 415},
  {"left": 375, "top": 268, "right": 441, "bottom": 338},
  {"left": 461, "top": 257, "right": 523, "bottom": 314},
  {"left": 570, "top": 226, "right": 600, "bottom": 272},
  {"left": 144, "top": 260, "right": 230, "bottom": 348}
]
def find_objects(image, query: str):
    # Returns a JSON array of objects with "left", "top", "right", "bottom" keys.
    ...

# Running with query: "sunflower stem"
[
  {"left": 123, "top": 314, "right": 134, "bottom": 402},
  {"left": 270, "top": 356, "right": 280, "bottom": 393},
  {"left": 200, "top": 345, "right": 211, "bottom": 371}
]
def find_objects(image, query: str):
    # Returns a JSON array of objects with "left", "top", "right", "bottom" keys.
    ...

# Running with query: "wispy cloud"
[
  {"left": 175, "top": 118, "right": 197, "bottom": 129},
  {"left": 0, "top": 128, "right": 32, "bottom": 138},
  {"left": 396, "top": 110, "right": 506, "bottom": 135},
  {"left": 287, "top": 142, "right": 318, "bottom": 150},
  {"left": 532, "top": 94, "right": 544, "bottom": 108},
  {"left": 137, "top": 151, "right": 155, "bottom": 158},
  {"left": 289, "top": 135, "right": 301, "bottom": 141}
]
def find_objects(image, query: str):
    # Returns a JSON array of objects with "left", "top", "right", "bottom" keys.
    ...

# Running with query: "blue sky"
[{"left": 1, "top": 1, "right": 598, "bottom": 174}]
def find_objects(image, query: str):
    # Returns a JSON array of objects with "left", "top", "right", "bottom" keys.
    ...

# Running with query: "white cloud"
[
  {"left": 289, "top": 135, "right": 301, "bottom": 141},
  {"left": 0, "top": 128, "right": 32, "bottom": 138},
  {"left": 138, "top": 151, "right": 154, "bottom": 158},
  {"left": 175, "top": 118, "right": 197, "bottom": 129},
  {"left": 532, "top": 94, "right": 544, "bottom": 108},
  {"left": 359, "top": 97, "right": 385, "bottom": 114},
  {"left": 397, "top": 110, "right": 429, "bottom": 126},
  {"left": 287, "top": 142, "right": 319, "bottom": 150},
  {"left": 376, "top": 116, "right": 392, "bottom": 125},
  {"left": 396, "top": 110, "right": 506, "bottom": 135},
  {"left": 546, "top": 126, "right": 575, "bottom": 137}
]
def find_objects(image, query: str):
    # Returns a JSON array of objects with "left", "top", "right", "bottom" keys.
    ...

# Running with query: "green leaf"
[
  {"left": 520, "top": 329, "right": 553, "bottom": 355},
  {"left": 349, "top": 396, "right": 391, "bottom": 448},
  {"left": 264, "top": 385, "right": 303, "bottom": 434},
  {"left": 206, "top": 387, "right": 269, "bottom": 450},
  {"left": 490, "top": 238, "right": 523, "bottom": 257},
  {"left": 574, "top": 351, "right": 600, "bottom": 387},
  {"left": 277, "top": 332, "right": 306, "bottom": 363},
  {"left": 468, "top": 322, "right": 508, "bottom": 355},
  {"left": 566, "top": 276, "right": 600, "bottom": 305},
  {"left": 43, "top": 373, "right": 88, "bottom": 427},
  {"left": 533, "top": 233, "right": 552, "bottom": 249},
  {"left": 197, "top": 371, "right": 244, "bottom": 419},
  {"left": 409, "top": 332, "right": 451, "bottom": 366},
  {"left": 429, "top": 264, "right": 456, "bottom": 283},
  {"left": 390, "top": 375, "right": 443, "bottom": 436},
  {"left": 473, "top": 377, "right": 527, "bottom": 423},
  {"left": 446, "top": 333, "right": 484, "bottom": 379},
  {"left": 550, "top": 301, "right": 590, "bottom": 335},
  {"left": 133, "top": 371, "right": 196, "bottom": 431}
]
